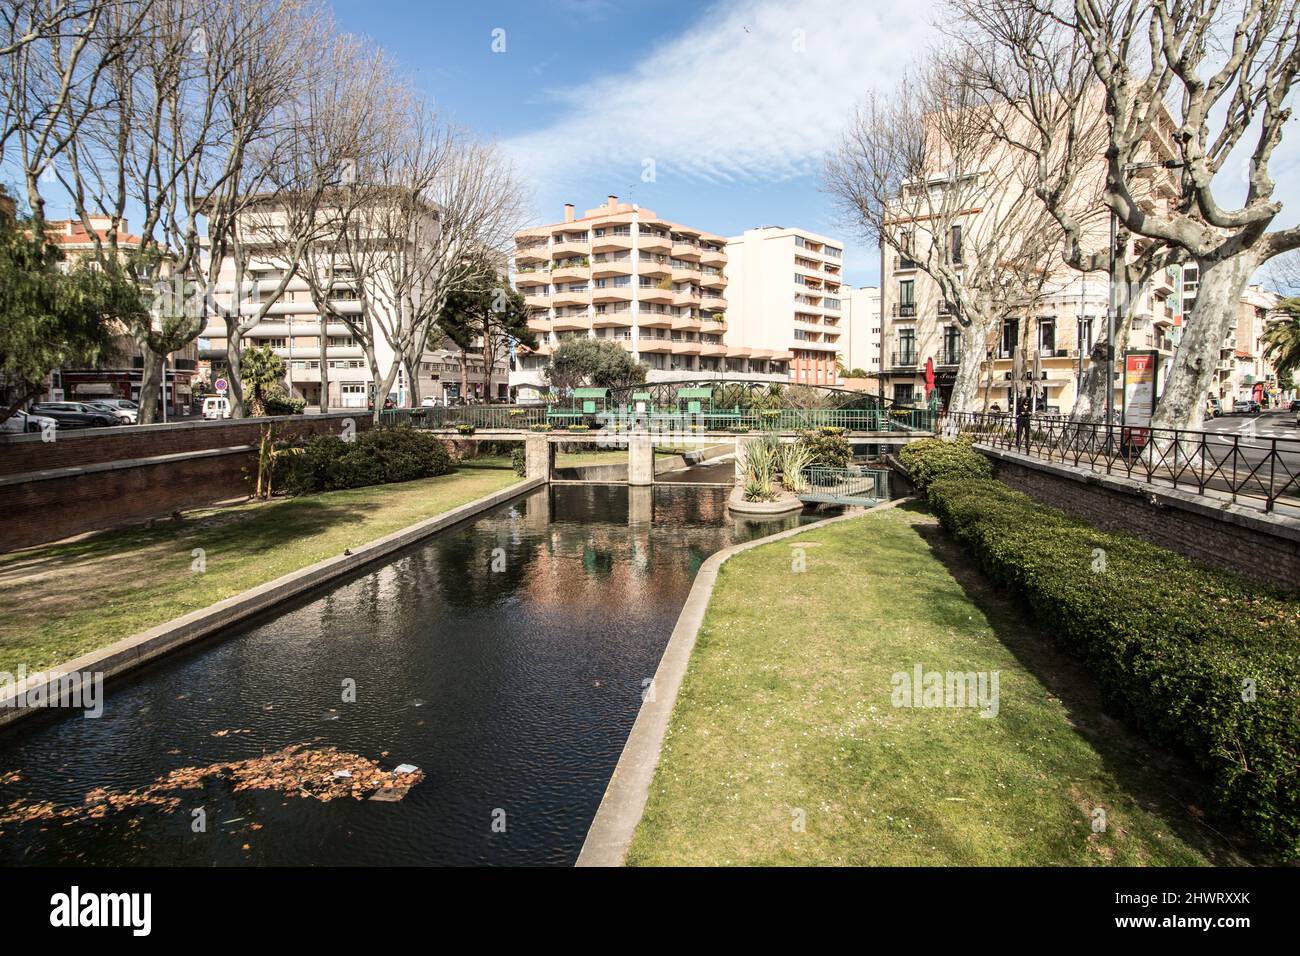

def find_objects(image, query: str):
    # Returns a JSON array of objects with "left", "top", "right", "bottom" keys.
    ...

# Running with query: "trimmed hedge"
[
  {"left": 924, "top": 474, "right": 1300, "bottom": 856},
  {"left": 897, "top": 435, "right": 991, "bottom": 490},
  {"left": 285, "top": 425, "right": 453, "bottom": 494}
]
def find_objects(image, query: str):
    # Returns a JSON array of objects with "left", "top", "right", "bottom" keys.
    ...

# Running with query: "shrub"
[
  {"left": 455, "top": 423, "right": 475, "bottom": 435},
  {"left": 529, "top": 423, "right": 552, "bottom": 432},
  {"left": 285, "top": 425, "right": 453, "bottom": 494},
  {"left": 925, "top": 477, "right": 1300, "bottom": 856},
  {"left": 799, "top": 429, "right": 852, "bottom": 469},
  {"left": 778, "top": 441, "right": 814, "bottom": 493},
  {"left": 263, "top": 391, "right": 306, "bottom": 416},
  {"left": 898, "top": 435, "right": 992, "bottom": 490},
  {"left": 511, "top": 446, "right": 526, "bottom": 476}
]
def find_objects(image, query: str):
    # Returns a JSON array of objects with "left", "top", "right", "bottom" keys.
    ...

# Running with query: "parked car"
[
  {"left": 28, "top": 401, "right": 117, "bottom": 428},
  {"left": 84, "top": 400, "right": 135, "bottom": 424},
  {"left": 201, "top": 396, "right": 230, "bottom": 420},
  {"left": 0, "top": 409, "right": 58, "bottom": 434},
  {"left": 1232, "top": 399, "right": 1260, "bottom": 415},
  {"left": 1205, "top": 398, "right": 1222, "bottom": 418},
  {"left": 1289, "top": 399, "right": 1299, "bottom": 412},
  {"left": 91, "top": 398, "right": 139, "bottom": 423}
]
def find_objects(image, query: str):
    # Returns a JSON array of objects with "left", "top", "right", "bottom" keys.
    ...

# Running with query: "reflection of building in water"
[{"left": 628, "top": 485, "right": 654, "bottom": 528}]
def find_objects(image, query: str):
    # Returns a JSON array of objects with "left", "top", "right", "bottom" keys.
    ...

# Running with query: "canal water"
[{"left": 0, "top": 482, "right": 812, "bottom": 866}]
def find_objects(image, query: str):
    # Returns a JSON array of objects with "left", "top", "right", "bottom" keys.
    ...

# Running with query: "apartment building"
[
  {"left": 723, "top": 226, "right": 847, "bottom": 387},
  {"left": 201, "top": 198, "right": 506, "bottom": 410},
  {"left": 509, "top": 196, "right": 792, "bottom": 400},
  {"left": 842, "top": 286, "right": 882, "bottom": 377},
  {"left": 38, "top": 217, "right": 200, "bottom": 415},
  {"left": 1219, "top": 284, "right": 1283, "bottom": 406}
]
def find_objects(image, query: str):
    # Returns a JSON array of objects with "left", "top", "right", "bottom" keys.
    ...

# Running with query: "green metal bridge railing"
[
  {"left": 378, "top": 404, "right": 935, "bottom": 434},
  {"left": 799, "top": 466, "right": 891, "bottom": 505}
]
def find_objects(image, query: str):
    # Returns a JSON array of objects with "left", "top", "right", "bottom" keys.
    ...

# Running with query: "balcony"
[
  {"left": 637, "top": 232, "right": 672, "bottom": 253},
  {"left": 551, "top": 237, "right": 590, "bottom": 258},
  {"left": 514, "top": 269, "right": 550, "bottom": 287},
  {"left": 891, "top": 303, "right": 917, "bottom": 317},
  {"left": 700, "top": 271, "right": 727, "bottom": 289},
  {"left": 523, "top": 293, "right": 550, "bottom": 309},
  {"left": 551, "top": 314, "right": 590, "bottom": 332},
  {"left": 590, "top": 256, "right": 633, "bottom": 277},
  {"left": 592, "top": 311, "right": 634, "bottom": 328},
  {"left": 700, "top": 319, "right": 726, "bottom": 334},
  {"left": 671, "top": 240, "right": 701, "bottom": 260},
  {"left": 638, "top": 285, "right": 674, "bottom": 304},
  {"left": 638, "top": 257, "right": 671, "bottom": 277},
  {"left": 591, "top": 231, "right": 633, "bottom": 253},
  {"left": 525, "top": 318, "right": 551, "bottom": 334},
  {"left": 671, "top": 316, "right": 702, "bottom": 331},
  {"left": 551, "top": 289, "right": 591, "bottom": 308},
  {"left": 637, "top": 312, "right": 673, "bottom": 329},
  {"left": 700, "top": 247, "right": 726, "bottom": 268},
  {"left": 891, "top": 351, "right": 918, "bottom": 367},
  {"left": 937, "top": 349, "right": 960, "bottom": 367},
  {"left": 552, "top": 263, "right": 589, "bottom": 282},
  {"left": 515, "top": 244, "right": 548, "bottom": 263},
  {"left": 591, "top": 285, "right": 633, "bottom": 303}
]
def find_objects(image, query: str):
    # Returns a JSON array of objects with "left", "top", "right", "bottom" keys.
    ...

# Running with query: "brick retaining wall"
[
  {"left": 982, "top": 447, "right": 1300, "bottom": 591},
  {"left": 0, "top": 414, "right": 375, "bottom": 552}
]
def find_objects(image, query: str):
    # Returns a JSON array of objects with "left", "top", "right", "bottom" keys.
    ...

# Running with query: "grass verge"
[
  {"left": 628, "top": 505, "right": 1261, "bottom": 866},
  {"left": 0, "top": 461, "right": 519, "bottom": 673}
]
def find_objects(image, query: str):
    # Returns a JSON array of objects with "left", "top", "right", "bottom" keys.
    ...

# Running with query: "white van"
[{"left": 202, "top": 396, "right": 230, "bottom": 420}]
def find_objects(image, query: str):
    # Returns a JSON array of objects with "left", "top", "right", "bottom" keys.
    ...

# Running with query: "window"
[
  {"left": 894, "top": 384, "right": 915, "bottom": 404},
  {"left": 943, "top": 326, "right": 961, "bottom": 364},
  {"left": 1000, "top": 319, "right": 1019, "bottom": 358},
  {"left": 1078, "top": 316, "right": 1094, "bottom": 352},
  {"left": 898, "top": 280, "right": 915, "bottom": 316},
  {"left": 950, "top": 225, "right": 963, "bottom": 264},
  {"left": 1037, "top": 317, "right": 1056, "bottom": 354},
  {"left": 260, "top": 337, "right": 286, "bottom": 349}
]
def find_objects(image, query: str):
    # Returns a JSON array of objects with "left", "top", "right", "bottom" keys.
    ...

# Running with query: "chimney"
[
  {"left": 607, "top": 194, "right": 618, "bottom": 208},
  {"left": 563, "top": 203, "right": 574, "bottom": 223}
]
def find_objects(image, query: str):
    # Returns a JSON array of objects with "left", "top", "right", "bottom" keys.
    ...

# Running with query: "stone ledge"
[
  {"left": 0, "top": 445, "right": 257, "bottom": 486},
  {"left": 0, "top": 476, "right": 544, "bottom": 729}
]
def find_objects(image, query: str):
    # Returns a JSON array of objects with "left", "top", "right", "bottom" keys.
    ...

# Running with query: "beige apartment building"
[
  {"left": 723, "top": 226, "right": 847, "bottom": 387},
  {"left": 202, "top": 198, "right": 506, "bottom": 410},
  {"left": 510, "top": 196, "right": 793, "bottom": 400}
]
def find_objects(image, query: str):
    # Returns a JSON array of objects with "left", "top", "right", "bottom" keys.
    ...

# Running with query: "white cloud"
[{"left": 504, "top": 0, "right": 936, "bottom": 189}]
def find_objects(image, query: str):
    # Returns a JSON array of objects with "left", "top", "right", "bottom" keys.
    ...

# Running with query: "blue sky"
[{"left": 329, "top": 0, "right": 942, "bottom": 287}]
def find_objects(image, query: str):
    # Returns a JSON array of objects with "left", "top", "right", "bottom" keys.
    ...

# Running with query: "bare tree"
[
  {"left": 956, "top": 0, "right": 1300, "bottom": 430},
  {"left": 0, "top": 0, "right": 153, "bottom": 226},
  {"left": 299, "top": 103, "right": 527, "bottom": 422},
  {"left": 825, "top": 60, "right": 1066, "bottom": 413}
]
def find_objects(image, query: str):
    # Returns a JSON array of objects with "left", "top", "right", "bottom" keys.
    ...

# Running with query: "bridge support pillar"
[
  {"left": 628, "top": 433, "right": 655, "bottom": 486},
  {"left": 525, "top": 434, "right": 554, "bottom": 482}
]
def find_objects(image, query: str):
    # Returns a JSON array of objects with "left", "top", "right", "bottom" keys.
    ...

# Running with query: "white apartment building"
[
  {"left": 201, "top": 198, "right": 506, "bottom": 410},
  {"left": 842, "top": 286, "right": 882, "bottom": 376},
  {"left": 509, "top": 196, "right": 792, "bottom": 401},
  {"left": 723, "top": 226, "right": 847, "bottom": 387}
]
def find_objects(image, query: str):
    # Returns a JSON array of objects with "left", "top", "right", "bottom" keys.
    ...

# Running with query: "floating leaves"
[{"left": 0, "top": 744, "right": 424, "bottom": 829}]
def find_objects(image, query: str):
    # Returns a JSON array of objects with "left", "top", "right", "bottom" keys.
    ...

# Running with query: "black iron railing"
[{"left": 942, "top": 411, "right": 1300, "bottom": 514}]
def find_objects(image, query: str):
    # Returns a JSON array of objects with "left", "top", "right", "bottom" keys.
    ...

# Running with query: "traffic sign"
[{"left": 214, "top": 378, "right": 228, "bottom": 393}]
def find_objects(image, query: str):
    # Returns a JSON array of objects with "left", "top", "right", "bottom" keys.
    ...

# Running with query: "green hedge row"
[
  {"left": 897, "top": 435, "right": 992, "bottom": 490},
  {"left": 909, "top": 442, "right": 1300, "bottom": 854},
  {"left": 285, "top": 425, "right": 453, "bottom": 494}
]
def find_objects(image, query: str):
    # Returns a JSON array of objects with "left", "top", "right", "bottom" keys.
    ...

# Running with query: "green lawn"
[
  {"left": 0, "top": 461, "right": 519, "bottom": 673},
  {"left": 628, "top": 505, "right": 1257, "bottom": 866}
]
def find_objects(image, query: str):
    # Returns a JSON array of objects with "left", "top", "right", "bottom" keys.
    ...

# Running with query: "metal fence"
[
  {"left": 800, "top": 466, "right": 890, "bottom": 505},
  {"left": 943, "top": 411, "right": 1300, "bottom": 514},
  {"left": 377, "top": 403, "right": 937, "bottom": 435}
]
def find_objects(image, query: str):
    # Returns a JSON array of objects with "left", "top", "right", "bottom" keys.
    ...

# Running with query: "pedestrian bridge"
[{"left": 797, "top": 467, "right": 891, "bottom": 507}]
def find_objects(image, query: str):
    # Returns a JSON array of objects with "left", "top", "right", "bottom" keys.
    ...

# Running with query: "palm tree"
[
  {"left": 239, "top": 344, "right": 287, "bottom": 417},
  {"left": 1262, "top": 298, "right": 1300, "bottom": 395}
]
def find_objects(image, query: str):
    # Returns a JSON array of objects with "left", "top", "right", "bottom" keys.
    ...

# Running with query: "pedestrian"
[{"left": 1015, "top": 392, "right": 1032, "bottom": 451}]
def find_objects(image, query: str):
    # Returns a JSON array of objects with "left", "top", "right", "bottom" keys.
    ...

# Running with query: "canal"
[{"left": 0, "top": 482, "right": 813, "bottom": 866}]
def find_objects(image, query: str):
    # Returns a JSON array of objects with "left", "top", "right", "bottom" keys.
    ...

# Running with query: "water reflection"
[{"left": 0, "top": 483, "right": 812, "bottom": 866}]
